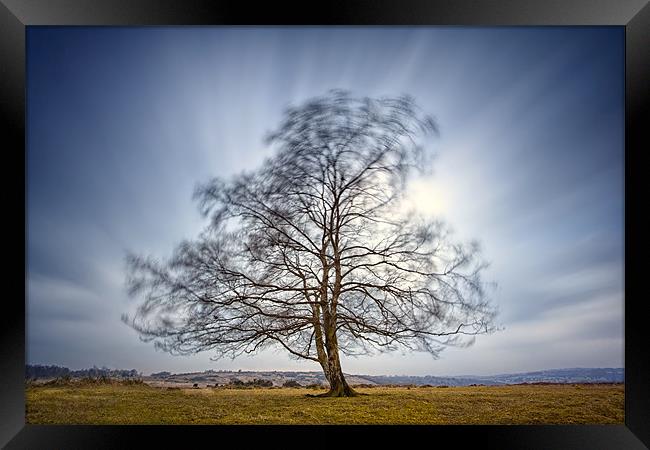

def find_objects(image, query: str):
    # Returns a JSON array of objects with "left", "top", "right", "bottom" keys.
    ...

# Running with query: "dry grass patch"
[{"left": 26, "top": 383, "right": 624, "bottom": 425}]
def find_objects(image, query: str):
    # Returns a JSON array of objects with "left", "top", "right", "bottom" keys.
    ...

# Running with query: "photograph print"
[{"left": 26, "top": 26, "right": 624, "bottom": 424}]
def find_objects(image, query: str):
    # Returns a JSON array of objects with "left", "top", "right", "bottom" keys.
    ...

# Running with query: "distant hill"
[
  {"left": 26, "top": 365, "right": 623, "bottom": 387},
  {"left": 360, "top": 368, "right": 624, "bottom": 386}
]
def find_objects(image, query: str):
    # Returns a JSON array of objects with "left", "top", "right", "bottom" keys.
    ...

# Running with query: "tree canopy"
[{"left": 124, "top": 90, "right": 497, "bottom": 396}]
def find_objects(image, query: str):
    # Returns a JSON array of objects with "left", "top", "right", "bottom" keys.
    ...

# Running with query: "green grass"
[{"left": 26, "top": 383, "right": 624, "bottom": 425}]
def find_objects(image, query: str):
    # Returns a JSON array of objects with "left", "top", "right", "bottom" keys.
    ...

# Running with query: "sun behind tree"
[{"left": 124, "top": 90, "right": 498, "bottom": 397}]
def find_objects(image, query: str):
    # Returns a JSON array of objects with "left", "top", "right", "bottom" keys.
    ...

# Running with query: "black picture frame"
[{"left": 1, "top": 0, "right": 647, "bottom": 448}]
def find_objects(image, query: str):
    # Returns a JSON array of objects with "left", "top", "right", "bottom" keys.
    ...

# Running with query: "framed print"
[{"left": 1, "top": 0, "right": 648, "bottom": 448}]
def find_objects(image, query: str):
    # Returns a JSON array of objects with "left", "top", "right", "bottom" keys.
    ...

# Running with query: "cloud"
[{"left": 27, "top": 274, "right": 110, "bottom": 323}]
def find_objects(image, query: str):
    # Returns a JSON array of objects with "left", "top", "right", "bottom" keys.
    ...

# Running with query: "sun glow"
[{"left": 402, "top": 177, "right": 450, "bottom": 218}]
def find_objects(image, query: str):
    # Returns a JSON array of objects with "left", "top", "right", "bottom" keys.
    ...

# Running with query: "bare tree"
[{"left": 124, "top": 90, "right": 497, "bottom": 397}]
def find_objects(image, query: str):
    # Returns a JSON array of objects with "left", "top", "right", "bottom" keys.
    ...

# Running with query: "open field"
[{"left": 26, "top": 383, "right": 624, "bottom": 425}]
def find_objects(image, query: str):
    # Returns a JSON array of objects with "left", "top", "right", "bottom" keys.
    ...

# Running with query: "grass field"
[{"left": 26, "top": 382, "right": 624, "bottom": 425}]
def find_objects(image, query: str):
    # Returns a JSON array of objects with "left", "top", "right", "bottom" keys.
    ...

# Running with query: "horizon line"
[{"left": 26, "top": 363, "right": 624, "bottom": 379}]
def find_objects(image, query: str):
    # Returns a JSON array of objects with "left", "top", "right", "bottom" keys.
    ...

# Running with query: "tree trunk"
[
  {"left": 314, "top": 237, "right": 358, "bottom": 397},
  {"left": 321, "top": 351, "right": 357, "bottom": 397},
  {"left": 311, "top": 304, "right": 331, "bottom": 385},
  {"left": 317, "top": 324, "right": 358, "bottom": 397}
]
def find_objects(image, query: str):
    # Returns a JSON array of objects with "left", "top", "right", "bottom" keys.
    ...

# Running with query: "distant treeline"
[
  {"left": 363, "top": 375, "right": 489, "bottom": 387},
  {"left": 230, "top": 378, "right": 273, "bottom": 387},
  {"left": 26, "top": 364, "right": 141, "bottom": 380}
]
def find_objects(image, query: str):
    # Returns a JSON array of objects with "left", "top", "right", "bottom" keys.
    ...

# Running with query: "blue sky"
[{"left": 26, "top": 26, "right": 624, "bottom": 376}]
